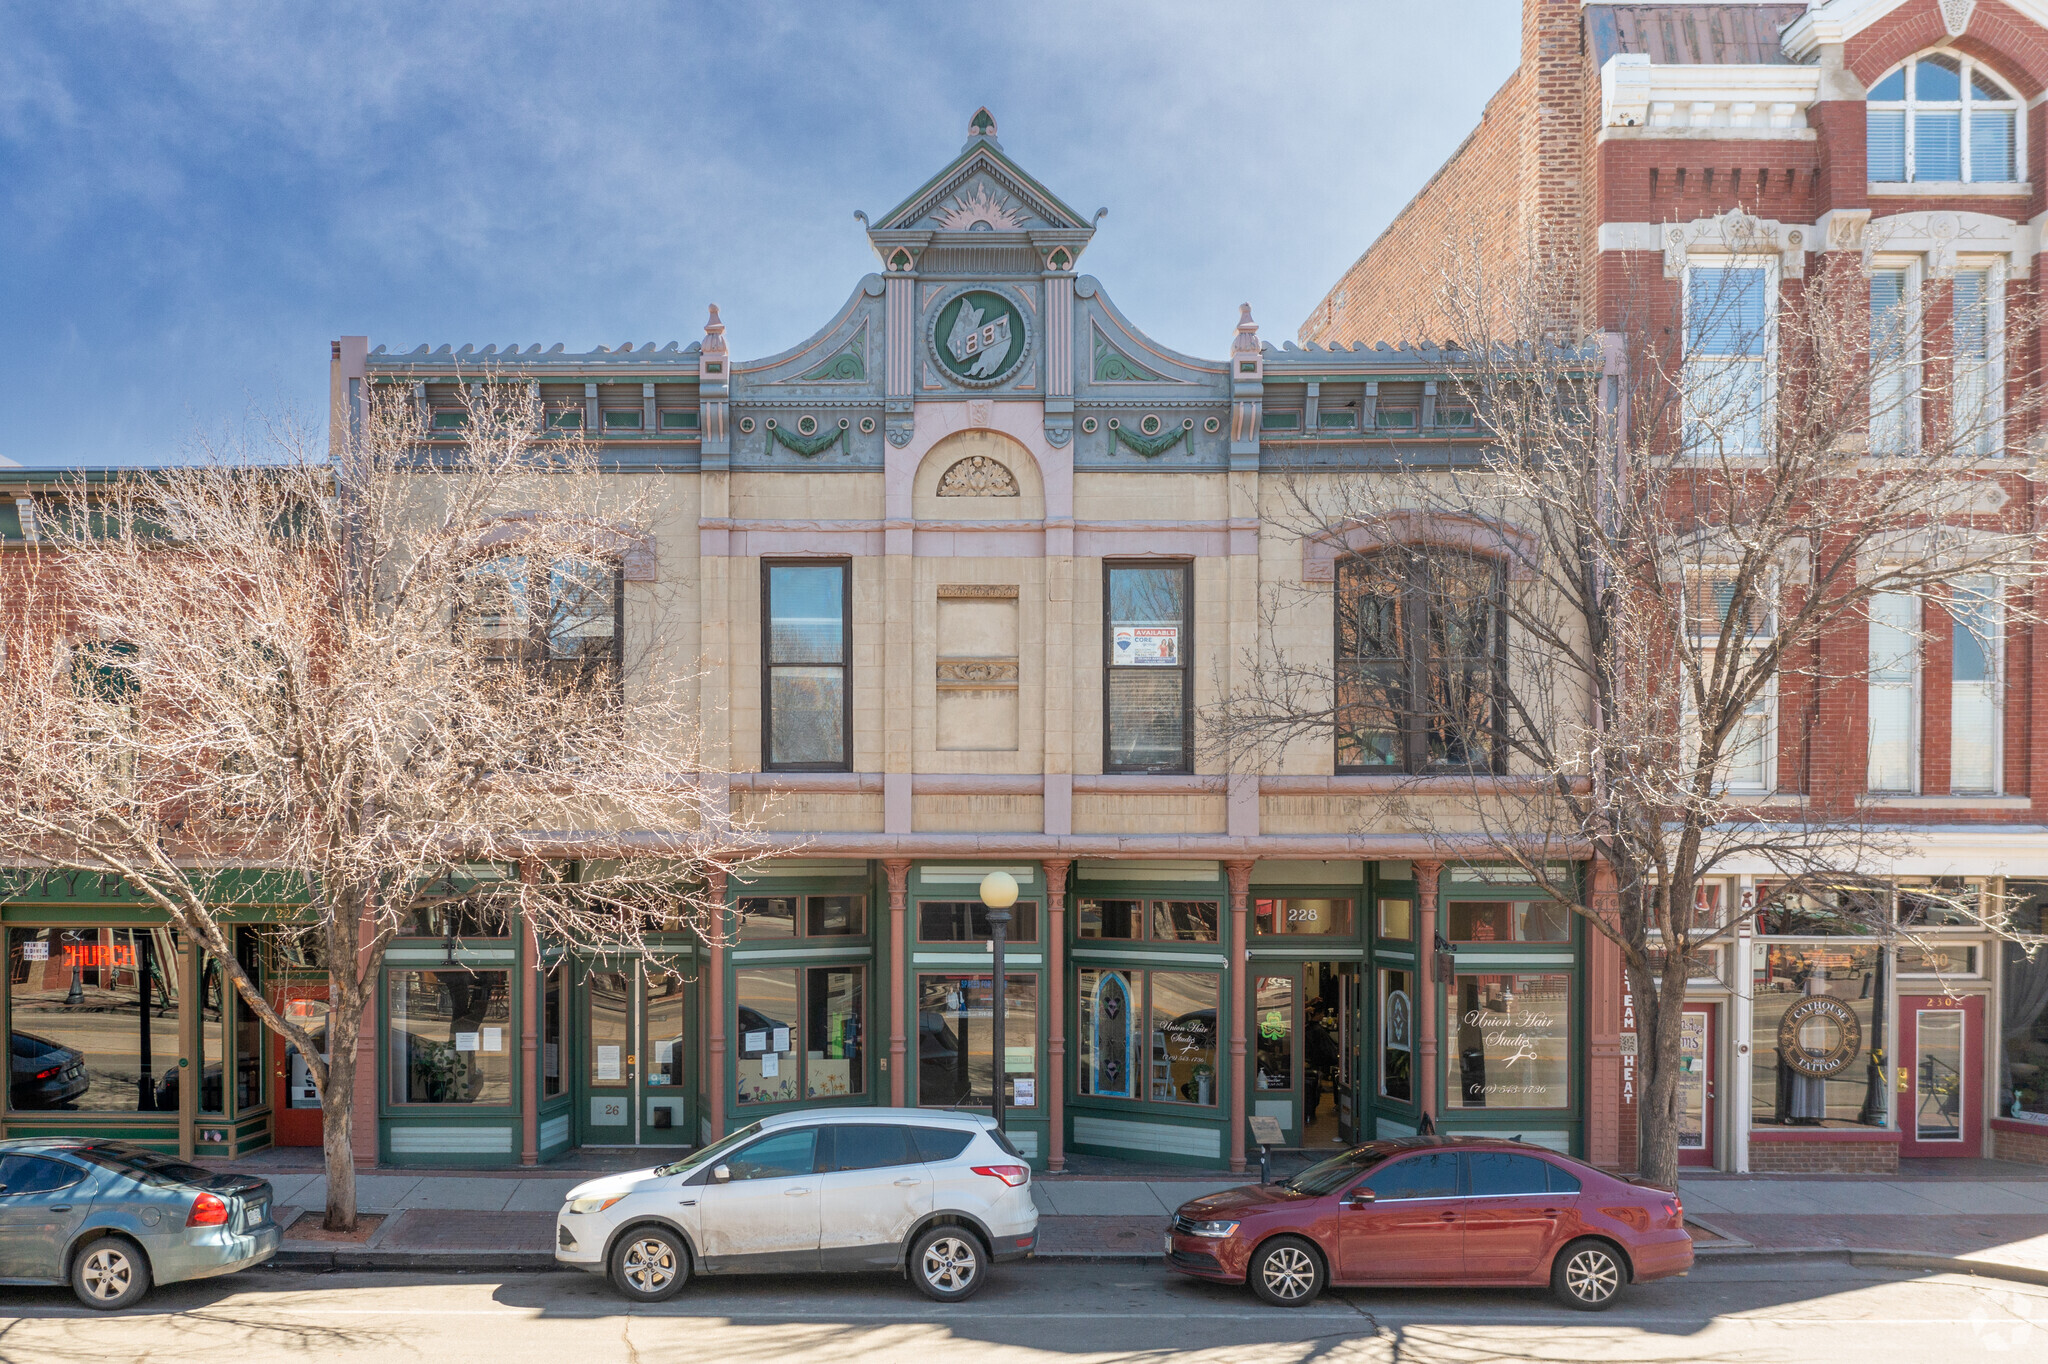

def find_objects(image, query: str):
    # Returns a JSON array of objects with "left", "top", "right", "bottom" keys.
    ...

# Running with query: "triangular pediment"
[{"left": 876, "top": 142, "right": 1086, "bottom": 234}]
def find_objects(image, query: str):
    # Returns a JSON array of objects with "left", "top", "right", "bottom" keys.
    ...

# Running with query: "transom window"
[
  {"left": 1869, "top": 53, "right": 2021, "bottom": 184},
  {"left": 1335, "top": 550, "right": 1504, "bottom": 773}
]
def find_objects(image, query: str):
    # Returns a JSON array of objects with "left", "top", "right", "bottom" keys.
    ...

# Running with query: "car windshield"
[
  {"left": 68, "top": 1144, "right": 222, "bottom": 1188},
  {"left": 1280, "top": 1146, "right": 1394, "bottom": 1197},
  {"left": 652, "top": 1122, "right": 763, "bottom": 1177}
]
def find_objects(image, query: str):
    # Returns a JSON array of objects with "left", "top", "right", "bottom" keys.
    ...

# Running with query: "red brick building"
[{"left": 1304, "top": 0, "right": 2048, "bottom": 1172}]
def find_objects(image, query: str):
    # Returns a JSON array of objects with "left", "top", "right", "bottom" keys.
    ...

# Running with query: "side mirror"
[
  {"left": 1344, "top": 1187, "right": 1376, "bottom": 1207},
  {"left": 712, "top": 1164, "right": 731, "bottom": 1184}
]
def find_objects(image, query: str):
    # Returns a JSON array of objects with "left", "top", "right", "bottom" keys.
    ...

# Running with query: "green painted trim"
[{"left": 1071, "top": 949, "right": 1224, "bottom": 967}]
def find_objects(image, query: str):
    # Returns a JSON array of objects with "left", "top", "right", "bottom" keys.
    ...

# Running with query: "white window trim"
[
  {"left": 1682, "top": 664, "right": 1777, "bottom": 797},
  {"left": 1867, "top": 51, "right": 2026, "bottom": 185},
  {"left": 1867, "top": 255, "right": 1923, "bottom": 458},
  {"left": 1948, "top": 577, "right": 2005, "bottom": 795},
  {"left": 1865, "top": 587, "right": 1921, "bottom": 796},
  {"left": 1682, "top": 255, "right": 1779, "bottom": 458}
]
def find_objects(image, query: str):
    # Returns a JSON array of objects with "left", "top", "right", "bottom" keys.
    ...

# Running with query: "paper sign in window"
[
  {"left": 455, "top": 1031, "right": 481, "bottom": 1053},
  {"left": 596, "top": 1045, "right": 621, "bottom": 1081}
]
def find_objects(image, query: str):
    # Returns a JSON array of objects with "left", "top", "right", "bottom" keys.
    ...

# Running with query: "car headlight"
[
  {"left": 1181, "top": 1219, "right": 1239, "bottom": 1238},
  {"left": 567, "top": 1195, "right": 625, "bottom": 1215}
]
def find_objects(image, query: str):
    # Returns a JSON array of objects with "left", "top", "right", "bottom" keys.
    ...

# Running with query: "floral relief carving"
[
  {"left": 936, "top": 658, "right": 1020, "bottom": 688},
  {"left": 936, "top": 455, "right": 1020, "bottom": 497}
]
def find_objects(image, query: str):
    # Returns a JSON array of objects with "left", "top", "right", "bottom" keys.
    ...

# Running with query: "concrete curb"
[
  {"left": 1694, "top": 1243, "right": 2048, "bottom": 1288},
  {"left": 271, "top": 1248, "right": 561, "bottom": 1273}
]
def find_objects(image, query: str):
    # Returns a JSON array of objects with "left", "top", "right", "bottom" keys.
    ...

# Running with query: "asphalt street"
[{"left": 0, "top": 1259, "right": 2041, "bottom": 1362}]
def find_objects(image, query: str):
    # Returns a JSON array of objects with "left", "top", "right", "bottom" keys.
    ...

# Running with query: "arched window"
[
  {"left": 1335, "top": 550, "right": 1503, "bottom": 774},
  {"left": 1868, "top": 52, "right": 2021, "bottom": 184}
]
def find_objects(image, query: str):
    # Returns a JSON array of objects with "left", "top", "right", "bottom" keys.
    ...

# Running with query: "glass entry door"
[
  {"left": 1250, "top": 961, "right": 1360, "bottom": 1149},
  {"left": 1900, "top": 993, "right": 1983, "bottom": 1157},
  {"left": 1677, "top": 1004, "right": 1717, "bottom": 1168},
  {"left": 580, "top": 962, "right": 692, "bottom": 1146}
]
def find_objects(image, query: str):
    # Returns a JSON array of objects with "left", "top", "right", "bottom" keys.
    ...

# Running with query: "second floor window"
[
  {"left": 1336, "top": 550, "right": 1503, "bottom": 773},
  {"left": 1949, "top": 577, "right": 2002, "bottom": 793},
  {"left": 763, "top": 560, "right": 850, "bottom": 770},
  {"left": 1868, "top": 54, "right": 2020, "bottom": 184},
  {"left": 1105, "top": 562, "right": 1191, "bottom": 772},
  {"left": 1867, "top": 590, "right": 1919, "bottom": 794},
  {"left": 1869, "top": 267, "right": 1918, "bottom": 456},
  {"left": 469, "top": 555, "right": 621, "bottom": 689},
  {"left": 1953, "top": 268, "right": 2002, "bottom": 457}
]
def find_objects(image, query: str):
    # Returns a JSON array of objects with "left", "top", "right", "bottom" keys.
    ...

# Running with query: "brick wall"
[
  {"left": 1299, "top": 70, "right": 1529, "bottom": 345},
  {"left": 1992, "top": 1118, "right": 2048, "bottom": 1166},
  {"left": 1747, "top": 1134, "right": 1902, "bottom": 1174}
]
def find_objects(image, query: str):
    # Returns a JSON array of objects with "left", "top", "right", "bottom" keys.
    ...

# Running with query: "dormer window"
[{"left": 1868, "top": 53, "right": 2021, "bottom": 184}]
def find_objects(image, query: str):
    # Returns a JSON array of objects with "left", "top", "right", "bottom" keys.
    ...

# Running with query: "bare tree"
[
  {"left": 0, "top": 382, "right": 761, "bottom": 1229},
  {"left": 1212, "top": 242, "right": 2042, "bottom": 1187}
]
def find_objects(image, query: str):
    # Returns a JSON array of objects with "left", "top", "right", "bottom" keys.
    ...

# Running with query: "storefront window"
[
  {"left": 542, "top": 962, "right": 565, "bottom": 1098},
  {"left": 232, "top": 929, "right": 264, "bottom": 1112},
  {"left": 735, "top": 894, "right": 868, "bottom": 941},
  {"left": 8, "top": 927, "right": 181, "bottom": 1114},
  {"left": 917, "top": 974, "right": 1037, "bottom": 1108},
  {"left": 2001, "top": 937, "right": 2048, "bottom": 1116},
  {"left": 1379, "top": 967, "right": 1413, "bottom": 1101},
  {"left": 1076, "top": 898, "right": 1218, "bottom": 943},
  {"left": 917, "top": 901, "right": 1038, "bottom": 943},
  {"left": 1449, "top": 972, "right": 1572, "bottom": 1110},
  {"left": 1077, "top": 968, "right": 1218, "bottom": 1106},
  {"left": 736, "top": 965, "right": 865, "bottom": 1105},
  {"left": 1378, "top": 897, "right": 1412, "bottom": 940},
  {"left": 1254, "top": 975, "right": 1295, "bottom": 1093},
  {"left": 388, "top": 969, "right": 512, "bottom": 1105},
  {"left": 1253, "top": 899, "right": 1354, "bottom": 937},
  {"left": 1446, "top": 900, "right": 1569, "bottom": 943},
  {"left": 199, "top": 958, "right": 227, "bottom": 1115},
  {"left": 403, "top": 897, "right": 510, "bottom": 938},
  {"left": 1752, "top": 943, "right": 1888, "bottom": 1127}
]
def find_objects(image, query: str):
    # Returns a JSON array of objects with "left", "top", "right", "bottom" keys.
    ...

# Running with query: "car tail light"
[
  {"left": 186, "top": 1193, "right": 230, "bottom": 1227},
  {"left": 972, "top": 1165, "right": 1029, "bottom": 1188},
  {"left": 1661, "top": 1197, "right": 1684, "bottom": 1230},
  {"left": 30, "top": 1067, "right": 59, "bottom": 1082}
]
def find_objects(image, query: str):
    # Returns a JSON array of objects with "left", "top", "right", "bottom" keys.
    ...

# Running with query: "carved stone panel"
[{"left": 936, "top": 455, "right": 1020, "bottom": 497}]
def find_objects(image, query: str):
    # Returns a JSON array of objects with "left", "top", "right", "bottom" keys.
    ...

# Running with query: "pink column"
[
  {"left": 1043, "top": 859, "right": 1071, "bottom": 1171},
  {"left": 885, "top": 859, "right": 911, "bottom": 1107},
  {"left": 351, "top": 907, "right": 378, "bottom": 1168},
  {"left": 1415, "top": 860, "right": 1443, "bottom": 1129},
  {"left": 1225, "top": 860, "right": 1253, "bottom": 1173}
]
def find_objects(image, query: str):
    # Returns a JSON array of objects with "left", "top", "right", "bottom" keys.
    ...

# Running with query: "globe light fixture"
[{"left": 978, "top": 870, "right": 1020, "bottom": 1133}]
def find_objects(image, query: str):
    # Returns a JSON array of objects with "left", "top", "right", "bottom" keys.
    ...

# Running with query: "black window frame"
[
  {"left": 1335, "top": 549, "right": 1507, "bottom": 775},
  {"left": 761, "top": 558, "right": 853, "bottom": 773},
  {"left": 1103, "top": 559, "right": 1193, "bottom": 774}
]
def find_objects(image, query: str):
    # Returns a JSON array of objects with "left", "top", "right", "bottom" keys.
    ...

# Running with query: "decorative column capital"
[
  {"left": 1224, "top": 859, "right": 1253, "bottom": 900},
  {"left": 1040, "top": 859, "right": 1072, "bottom": 899},
  {"left": 883, "top": 858, "right": 912, "bottom": 895}
]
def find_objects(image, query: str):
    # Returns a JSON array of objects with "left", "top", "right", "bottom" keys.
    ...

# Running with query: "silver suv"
[{"left": 555, "top": 1108, "right": 1038, "bottom": 1302}]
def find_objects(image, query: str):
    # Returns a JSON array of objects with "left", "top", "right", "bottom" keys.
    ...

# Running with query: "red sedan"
[{"left": 1165, "top": 1136, "right": 1690, "bottom": 1310}]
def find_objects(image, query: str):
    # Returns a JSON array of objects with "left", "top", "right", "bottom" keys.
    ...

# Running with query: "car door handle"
[
  {"left": 1438, "top": 1212, "right": 1457, "bottom": 1221},
  {"left": 50, "top": 1205, "right": 72, "bottom": 1213},
  {"left": 893, "top": 1179, "right": 921, "bottom": 1187},
  {"left": 785, "top": 1187, "right": 810, "bottom": 1197}
]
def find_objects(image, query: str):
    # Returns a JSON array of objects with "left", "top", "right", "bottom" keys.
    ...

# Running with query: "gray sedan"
[{"left": 0, "top": 1138, "right": 279, "bottom": 1308}]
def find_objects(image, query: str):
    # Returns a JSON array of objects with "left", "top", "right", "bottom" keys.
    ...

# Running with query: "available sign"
[{"left": 1112, "top": 627, "right": 1178, "bottom": 665}]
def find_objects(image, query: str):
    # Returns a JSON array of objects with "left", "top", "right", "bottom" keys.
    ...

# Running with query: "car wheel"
[
  {"left": 71, "top": 1236, "right": 151, "bottom": 1311},
  {"left": 1249, "top": 1235, "right": 1325, "bottom": 1307},
  {"left": 909, "top": 1226, "right": 985, "bottom": 1302},
  {"left": 1552, "top": 1238, "right": 1626, "bottom": 1311},
  {"left": 608, "top": 1226, "right": 690, "bottom": 1302}
]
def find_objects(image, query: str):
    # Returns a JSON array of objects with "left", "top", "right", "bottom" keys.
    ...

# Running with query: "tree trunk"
[
  {"left": 1633, "top": 976, "right": 1689, "bottom": 1190},
  {"left": 320, "top": 985, "right": 362, "bottom": 1232}
]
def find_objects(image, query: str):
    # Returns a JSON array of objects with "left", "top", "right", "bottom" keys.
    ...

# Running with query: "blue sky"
[{"left": 0, "top": 2, "right": 1520, "bottom": 467}]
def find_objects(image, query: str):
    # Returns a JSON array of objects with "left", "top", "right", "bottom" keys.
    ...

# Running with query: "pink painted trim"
[
  {"left": 913, "top": 774, "right": 1044, "bottom": 795},
  {"left": 1260, "top": 775, "right": 1582, "bottom": 794},
  {"left": 1747, "top": 1126, "right": 1903, "bottom": 1143},
  {"left": 1301, "top": 511, "right": 1539, "bottom": 583},
  {"left": 888, "top": 401, "right": 1073, "bottom": 527},
  {"left": 732, "top": 530, "right": 884, "bottom": 557},
  {"left": 1073, "top": 774, "right": 1225, "bottom": 793},
  {"left": 730, "top": 772, "right": 882, "bottom": 793},
  {"left": 526, "top": 831, "right": 1590, "bottom": 858},
  {"left": 1075, "top": 529, "right": 1229, "bottom": 558}
]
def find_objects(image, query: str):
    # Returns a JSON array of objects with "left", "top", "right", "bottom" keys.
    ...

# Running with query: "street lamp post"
[{"left": 978, "top": 871, "right": 1019, "bottom": 1134}]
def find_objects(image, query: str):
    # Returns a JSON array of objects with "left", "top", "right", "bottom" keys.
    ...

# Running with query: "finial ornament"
[
  {"left": 969, "top": 107, "right": 997, "bottom": 139},
  {"left": 702, "top": 304, "right": 728, "bottom": 359}
]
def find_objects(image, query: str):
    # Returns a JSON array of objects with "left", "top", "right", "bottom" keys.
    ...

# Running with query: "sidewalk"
[{"left": 234, "top": 1154, "right": 2048, "bottom": 1285}]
